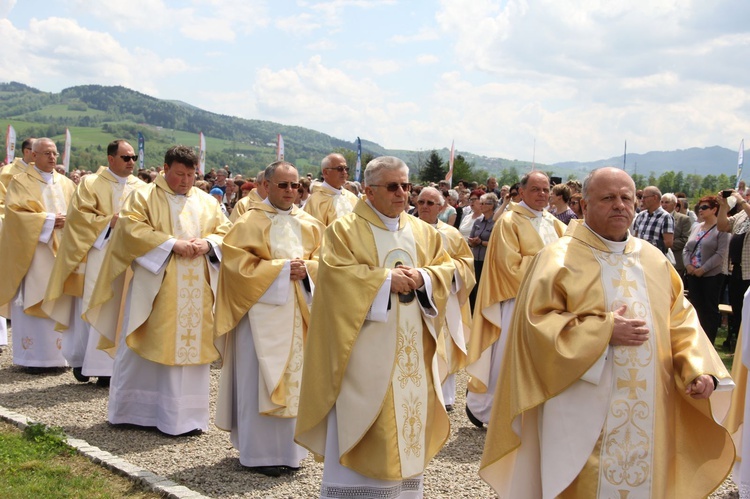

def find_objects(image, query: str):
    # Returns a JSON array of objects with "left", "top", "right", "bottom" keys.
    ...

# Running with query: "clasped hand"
[
  {"left": 289, "top": 258, "right": 307, "bottom": 281},
  {"left": 390, "top": 265, "right": 424, "bottom": 295},
  {"left": 172, "top": 238, "right": 210, "bottom": 258},
  {"left": 610, "top": 304, "right": 649, "bottom": 347}
]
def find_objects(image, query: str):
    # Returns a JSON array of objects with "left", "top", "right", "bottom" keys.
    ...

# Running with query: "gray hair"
[
  {"left": 480, "top": 192, "right": 499, "bottom": 209},
  {"left": 446, "top": 189, "right": 459, "bottom": 203},
  {"left": 662, "top": 192, "right": 677, "bottom": 204},
  {"left": 418, "top": 186, "right": 445, "bottom": 206},
  {"left": 264, "top": 161, "right": 296, "bottom": 180},
  {"left": 364, "top": 156, "right": 408, "bottom": 186},
  {"left": 321, "top": 153, "right": 346, "bottom": 170},
  {"left": 32, "top": 137, "right": 55, "bottom": 152}
]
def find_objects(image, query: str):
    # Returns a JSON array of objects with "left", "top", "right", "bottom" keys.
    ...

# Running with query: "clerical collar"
[
  {"left": 519, "top": 200, "right": 543, "bottom": 217},
  {"left": 33, "top": 165, "right": 54, "bottom": 184},
  {"left": 19, "top": 159, "right": 28, "bottom": 167},
  {"left": 264, "top": 197, "right": 292, "bottom": 215},
  {"left": 366, "top": 199, "right": 400, "bottom": 231},
  {"left": 110, "top": 170, "right": 129, "bottom": 184},
  {"left": 584, "top": 222, "right": 629, "bottom": 253},
  {"left": 322, "top": 181, "right": 342, "bottom": 194}
]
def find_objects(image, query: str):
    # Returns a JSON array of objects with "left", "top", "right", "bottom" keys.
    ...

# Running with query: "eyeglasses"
[
  {"left": 325, "top": 166, "right": 350, "bottom": 173},
  {"left": 570, "top": 201, "right": 579, "bottom": 205},
  {"left": 39, "top": 151, "right": 59, "bottom": 157},
  {"left": 481, "top": 201, "right": 495, "bottom": 205},
  {"left": 417, "top": 199, "right": 438, "bottom": 206},
  {"left": 510, "top": 192, "right": 518, "bottom": 197},
  {"left": 469, "top": 197, "right": 479, "bottom": 202},
  {"left": 270, "top": 181, "right": 301, "bottom": 190},
  {"left": 120, "top": 155, "right": 138, "bottom": 162},
  {"left": 697, "top": 204, "right": 713, "bottom": 211},
  {"left": 370, "top": 182, "right": 412, "bottom": 192}
]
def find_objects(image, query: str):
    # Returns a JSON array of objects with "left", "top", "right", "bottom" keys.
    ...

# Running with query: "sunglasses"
[
  {"left": 510, "top": 192, "right": 518, "bottom": 197},
  {"left": 326, "top": 166, "right": 349, "bottom": 173},
  {"left": 271, "top": 181, "right": 301, "bottom": 190},
  {"left": 119, "top": 155, "right": 138, "bottom": 162},
  {"left": 697, "top": 204, "right": 713, "bottom": 211},
  {"left": 370, "top": 182, "right": 412, "bottom": 192},
  {"left": 417, "top": 199, "right": 438, "bottom": 206}
]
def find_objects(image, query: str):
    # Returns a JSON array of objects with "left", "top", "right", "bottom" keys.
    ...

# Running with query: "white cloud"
[
  {"left": 416, "top": 54, "right": 439, "bottom": 65},
  {"left": 0, "top": 17, "right": 191, "bottom": 96},
  {"left": 275, "top": 12, "right": 322, "bottom": 35},
  {"left": 0, "top": 0, "right": 17, "bottom": 18},
  {"left": 390, "top": 27, "right": 439, "bottom": 44},
  {"left": 306, "top": 39, "right": 336, "bottom": 51},
  {"left": 342, "top": 58, "right": 400, "bottom": 75}
]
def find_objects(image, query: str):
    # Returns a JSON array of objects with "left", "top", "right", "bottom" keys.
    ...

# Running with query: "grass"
[
  {"left": 0, "top": 421, "right": 160, "bottom": 499},
  {"left": 715, "top": 324, "right": 734, "bottom": 372}
]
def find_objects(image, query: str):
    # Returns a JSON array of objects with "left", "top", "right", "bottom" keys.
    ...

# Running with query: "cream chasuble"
[
  {"left": 247, "top": 209, "right": 306, "bottom": 417},
  {"left": 303, "top": 184, "right": 358, "bottom": 225}
]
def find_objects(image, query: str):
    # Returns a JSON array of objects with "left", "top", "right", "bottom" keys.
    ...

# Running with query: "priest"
[
  {"left": 85, "top": 145, "right": 230, "bottom": 435},
  {"left": 303, "top": 153, "right": 359, "bottom": 225},
  {"left": 480, "top": 167, "right": 734, "bottom": 498},
  {"left": 215, "top": 161, "right": 324, "bottom": 477},
  {"left": 43, "top": 140, "right": 145, "bottom": 386},
  {"left": 296, "top": 156, "right": 454, "bottom": 498}
]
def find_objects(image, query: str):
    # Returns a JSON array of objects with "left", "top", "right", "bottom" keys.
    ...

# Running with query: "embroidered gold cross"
[
  {"left": 617, "top": 368, "right": 646, "bottom": 400},
  {"left": 183, "top": 268, "right": 199, "bottom": 286},
  {"left": 181, "top": 329, "right": 196, "bottom": 347},
  {"left": 618, "top": 491, "right": 630, "bottom": 499},
  {"left": 612, "top": 270, "right": 637, "bottom": 297}
]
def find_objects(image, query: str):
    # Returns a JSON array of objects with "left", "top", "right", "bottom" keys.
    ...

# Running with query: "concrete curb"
[{"left": 0, "top": 404, "right": 210, "bottom": 499}]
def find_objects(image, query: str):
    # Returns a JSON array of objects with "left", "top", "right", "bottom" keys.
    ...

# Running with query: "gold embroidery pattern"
[
  {"left": 176, "top": 257, "right": 202, "bottom": 364},
  {"left": 276, "top": 301, "right": 305, "bottom": 417},
  {"left": 594, "top": 248, "right": 655, "bottom": 497},
  {"left": 401, "top": 392, "right": 423, "bottom": 458},
  {"left": 397, "top": 320, "right": 422, "bottom": 389}
]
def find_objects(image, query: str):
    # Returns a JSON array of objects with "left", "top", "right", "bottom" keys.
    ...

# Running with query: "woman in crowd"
[
  {"left": 683, "top": 195, "right": 730, "bottom": 345},
  {"left": 550, "top": 184, "right": 577, "bottom": 224},
  {"left": 438, "top": 189, "right": 458, "bottom": 225},
  {"left": 569, "top": 192, "right": 583, "bottom": 219},
  {"left": 459, "top": 189, "right": 485, "bottom": 241},
  {"left": 468, "top": 193, "right": 498, "bottom": 312}
]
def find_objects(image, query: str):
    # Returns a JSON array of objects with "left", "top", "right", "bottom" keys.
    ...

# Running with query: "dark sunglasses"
[
  {"left": 120, "top": 155, "right": 138, "bottom": 162},
  {"left": 697, "top": 204, "right": 713, "bottom": 211},
  {"left": 326, "top": 166, "right": 349, "bottom": 173},
  {"left": 370, "top": 182, "right": 412, "bottom": 192},
  {"left": 417, "top": 199, "right": 437, "bottom": 206},
  {"left": 271, "top": 181, "right": 301, "bottom": 190},
  {"left": 510, "top": 192, "right": 519, "bottom": 197}
]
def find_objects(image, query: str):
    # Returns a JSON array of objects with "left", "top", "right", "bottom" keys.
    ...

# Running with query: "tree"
[
  {"left": 449, "top": 154, "right": 475, "bottom": 187},
  {"left": 419, "top": 150, "right": 445, "bottom": 183}
]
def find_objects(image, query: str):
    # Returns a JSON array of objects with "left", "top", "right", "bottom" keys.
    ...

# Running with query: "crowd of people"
[{"left": 0, "top": 137, "right": 748, "bottom": 497}]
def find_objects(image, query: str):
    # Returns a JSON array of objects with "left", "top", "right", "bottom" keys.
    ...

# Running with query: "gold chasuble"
[
  {"left": 214, "top": 202, "right": 323, "bottom": 420},
  {"left": 0, "top": 158, "right": 29, "bottom": 219},
  {"left": 0, "top": 167, "right": 75, "bottom": 318},
  {"left": 84, "top": 175, "right": 230, "bottom": 366},
  {"left": 229, "top": 189, "right": 262, "bottom": 222},
  {"left": 296, "top": 200, "right": 454, "bottom": 481},
  {"left": 479, "top": 223, "right": 734, "bottom": 499},
  {"left": 434, "top": 220, "right": 475, "bottom": 379},
  {"left": 467, "top": 203, "right": 565, "bottom": 392},
  {"left": 43, "top": 169, "right": 144, "bottom": 328},
  {"left": 303, "top": 183, "right": 359, "bottom": 225}
]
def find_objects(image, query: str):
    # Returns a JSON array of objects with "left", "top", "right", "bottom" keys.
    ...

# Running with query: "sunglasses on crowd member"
[
  {"left": 370, "top": 182, "right": 412, "bottom": 192},
  {"left": 697, "top": 204, "right": 713, "bottom": 211},
  {"left": 120, "top": 155, "right": 139, "bottom": 162},
  {"left": 325, "top": 166, "right": 349, "bottom": 173},
  {"left": 417, "top": 199, "right": 437, "bottom": 206},
  {"left": 270, "top": 181, "right": 301, "bottom": 190},
  {"left": 510, "top": 192, "right": 519, "bottom": 197}
]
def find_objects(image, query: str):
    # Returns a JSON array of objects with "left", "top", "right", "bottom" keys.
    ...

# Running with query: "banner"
[
  {"left": 277, "top": 134, "right": 284, "bottom": 161},
  {"left": 444, "top": 140, "right": 455, "bottom": 188},
  {"left": 137, "top": 132, "right": 145, "bottom": 171},
  {"left": 737, "top": 139, "right": 745, "bottom": 190},
  {"left": 199, "top": 131, "right": 206, "bottom": 176},
  {"left": 355, "top": 136, "right": 362, "bottom": 183},
  {"left": 5, "top": 124, "right": 16, "bottom": 163},
  {"left": 63, "top": 127, "right": 71, "bottom": 172}
]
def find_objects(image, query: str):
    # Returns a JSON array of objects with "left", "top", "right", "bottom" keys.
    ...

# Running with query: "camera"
[{"left": 722, "top": 190, "right": 733, "bottom": 198}]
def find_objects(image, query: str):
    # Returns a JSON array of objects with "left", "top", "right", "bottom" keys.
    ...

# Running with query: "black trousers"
[
  {"left": 687, "top": 273, "right": 725, "bottom": 345},
  {"left": 470, "top": 260, "right": 484, "bottom": 314},
  {"left": 728, "top": 266, "right": 750, "bottom": 348}
]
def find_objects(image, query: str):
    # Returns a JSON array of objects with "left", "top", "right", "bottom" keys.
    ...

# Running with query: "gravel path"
[{"left": 0, "top": 335, "right": 739, "bottom": 498}]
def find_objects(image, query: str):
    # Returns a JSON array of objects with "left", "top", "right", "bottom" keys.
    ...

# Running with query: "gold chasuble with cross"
[
  {"left": 214, "top": 202, "right": 323, "bottom": 421},
  {"left": 479, "top": 222, "right": 734, "bottom": 499},
  {"left": 296, "top": 200, "right": 455, "bottom": 480},
  {"left": 0, "top": 167, "right": 75, "bottom": 318},
  {"left": 43, "top": 168, "right": 144, "bottom": 328},
  {"left": 85, "top": 175, "right": 230, "bottom": 366}
]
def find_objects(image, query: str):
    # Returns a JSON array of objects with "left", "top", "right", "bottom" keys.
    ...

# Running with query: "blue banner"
[
  {"left": 138, "top": 132, "right": 145, "bottom": 171},
  {"left": 355, "top": 136, "right": 362, "bottom": 183}
]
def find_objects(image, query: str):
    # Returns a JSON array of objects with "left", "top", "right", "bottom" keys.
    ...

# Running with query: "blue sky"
[{"left": 1, "top": 0, "right": 748, "bottom": 164}]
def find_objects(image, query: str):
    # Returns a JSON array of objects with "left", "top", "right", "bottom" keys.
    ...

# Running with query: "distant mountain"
[
  {"left": 0, "top": 81, "right": 740, "bottom": 180},
  {"left": 553, "top": 146, "right": 740, "bottom": 178}
]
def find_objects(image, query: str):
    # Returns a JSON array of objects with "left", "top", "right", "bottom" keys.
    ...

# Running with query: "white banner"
[
  {"left": 199, "top": 131, "right": 206, "bottom": 175},
  {"left": 445, "top": 140, "right": 455, "bottom": 188},
  {"left": 6, "top": 124, "right": 16, "bottom": 163},
  {"left": 63, "top": 128, "right": 71, "bottom": 172},
  {"left": 277, "top": 134, "right": 284, "bottom": 161}
]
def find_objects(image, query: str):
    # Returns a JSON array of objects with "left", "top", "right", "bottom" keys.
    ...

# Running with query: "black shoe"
[
  {"left": 465, "top": 405, "right": 484, "bottom": 428},
  {"left": 72, "top": 367, "right": 90, "bottom": 383},
  {"left": 445, "top": 404, "right": 454, "bottom": 413},
  {"left": 249, "top": 466, "right": 282, "bottom": 477},
  {"left": 177, "top": 428, "right": 203, "bottom": 437},
  {"left": 96, "top": 376, "right": 111, "bottom": 388},
  {"left": 25, "top": 366, "right": 44, "bottom": 375},
  {"left": 280, "top": 466, "right": 300, "bottom": 474}
]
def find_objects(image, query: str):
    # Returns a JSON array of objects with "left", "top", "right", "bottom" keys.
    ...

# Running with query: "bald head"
[{"left": 581, "top": 167, "right": 636, "bottom": 241}]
